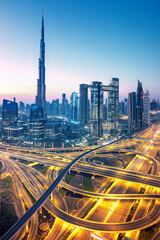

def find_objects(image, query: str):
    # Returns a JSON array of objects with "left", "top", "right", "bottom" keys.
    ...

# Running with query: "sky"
[{"left": 0, "top": 0, "right": 160, "bottom": 104}]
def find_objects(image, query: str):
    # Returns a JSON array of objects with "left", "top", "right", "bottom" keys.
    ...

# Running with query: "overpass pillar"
[{"left": 39, "top": 207, "right": 42, "bottom": 214}]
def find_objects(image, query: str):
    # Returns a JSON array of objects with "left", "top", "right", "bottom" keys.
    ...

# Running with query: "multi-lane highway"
[{"left": 1, "top": 123, "right": 160, "bottom": 240}]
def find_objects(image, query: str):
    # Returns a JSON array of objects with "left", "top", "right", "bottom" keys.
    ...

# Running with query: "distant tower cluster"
[
  {"left": 1, "top": 14, "right": 155, "bottom": 148},
  {"left": 128, "top": 80, "right": 150, "bottom": 133},
  {"left": 35, "top": 16, "right": 46, "bottom": 118},
  {"left": 79, "top": 78, "right": 119, "bottom": 138}
]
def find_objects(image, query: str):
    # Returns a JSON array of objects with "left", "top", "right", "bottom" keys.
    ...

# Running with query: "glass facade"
[
  {"left": 2, "top": 99, "right": 18, "bottom": 128},
  {"left": 136, "top": 80, "right": 143, "bottom": 130},
  {"left": 70, "top": 92, "right": 79, "bottom": 122},
  {"left": 128, "top": 92, "right": 136, "bottom": 133},
  {"left": 107, "top": 78, "right": 119, "bottom": 134},
  {"left": 79, "top": 84, "right": 88, "bottom": 125},
  {"left": 90, "top": 82, "right": 103, "bottom": 137},
  {"left": 30, "top": 104, "right": 45, "bottom": 141}
]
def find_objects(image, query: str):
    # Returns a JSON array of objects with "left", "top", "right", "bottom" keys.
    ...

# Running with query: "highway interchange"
[{"left": 1, "top": 123, "right": 160, "bottom": 240}]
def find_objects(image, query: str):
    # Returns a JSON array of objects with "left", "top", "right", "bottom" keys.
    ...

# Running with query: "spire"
[
  {"left": 41, "top": 14, "right": 44, "bottom": 41},
  {"left": 36, "top": 15, "right": 46, "bottom": 118}
]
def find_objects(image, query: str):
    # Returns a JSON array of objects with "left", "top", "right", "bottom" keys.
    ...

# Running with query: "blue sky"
[{"left": 0, "top": 0, "right": 160, "bottom": 103}]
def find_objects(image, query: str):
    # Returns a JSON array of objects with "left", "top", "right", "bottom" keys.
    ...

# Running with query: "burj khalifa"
[{"left": 35, "top": 16, "right": 46, "bottom": 118}]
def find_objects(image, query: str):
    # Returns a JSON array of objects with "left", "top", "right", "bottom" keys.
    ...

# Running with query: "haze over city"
[{"left": 0, "top": 0, "right": 160, "bottom": 103}]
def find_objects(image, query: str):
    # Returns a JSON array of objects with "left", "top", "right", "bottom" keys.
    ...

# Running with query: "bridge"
[
  {"left": 1, "top": 136, "right": 160, "bottom": 240},
  {"left": 133, "top": 137, "right": 160, "bottom": 142},
  {"left": 0, "top": 138, "right": 122, "bottom": 240}
]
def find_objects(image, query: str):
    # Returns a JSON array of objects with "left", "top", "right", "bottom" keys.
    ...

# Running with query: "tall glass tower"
[
  {"left": 136, "top": 80, "right": 143, "bottom": 130},
  {"left": 79, "top": 84, "right": 88, "bottom": 125},
  {"left": 90, "top": 81, "right": 103, "bottom": 137},
  {"left": 70, "top": 92, "right": 79, "bottom": 122},
  {"left": 35, "top": 16, "right": 46, "bottom": 118},
  {"left": 128, "top": 92, "right": 136, "bottom": 133}
]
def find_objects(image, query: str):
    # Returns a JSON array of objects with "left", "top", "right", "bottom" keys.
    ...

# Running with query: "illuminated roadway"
[
  {"left": 133, "top": 137, "right": 160, "bottom": 142},
  {"left": 1, "top": 133, "right": 160, "bottom": 239},
  {"left": 1, "top": 148, "right": 160, "bottom": 187},
  {"left": 1, "top": 139, "right": 123, "bottom": 240}
]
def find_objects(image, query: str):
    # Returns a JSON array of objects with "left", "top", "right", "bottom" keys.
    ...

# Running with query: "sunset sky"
[{"left": 0, "top": 0, "right": 160, "bottom": 103}]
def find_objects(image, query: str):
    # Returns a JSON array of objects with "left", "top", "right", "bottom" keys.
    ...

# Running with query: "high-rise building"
[
  {"left": 119, "top": 101, "right": 124, "bottom": 115},
  {"left": 70, "top": 92, "right": 79, "bottom": 122},
  {"left": 19, "top": 101, "right": 25, "bottom": 113},
  {"left": 107, "top": 78, "right": 119, "bottom": 134},
  {"left": 25, "top": 104, "right": 31, "bottom": 115},
  {"left": 55, "top": 99, "right": 60, "bottom": 116},
  {"left": 62, "top": 93, "right": 66, "bottom": 116},
  {"left": 124, "top": 98, "right": 128, "bottom": 115},
  {"left": 103, "top": 98, "right": 107, "bottom": 121},
  {"left": 30, "top": 104, "right": 45, "bottom": 142},
  {"left": 65, "top": 99, "right": 70, "bottom": 118},
  {"left": 2, "top": 99, "right": 18, "bottom": 128},
  {"left": 88, "top": 78, "right": 119, "bottom": 137},
  {"left": 35, "top": 16, "right": 46, "bottom": 118},
  {"left": 2, "top": 99, "right": 19, "bottom": 140},
  {"left": 143, "top": 90, "right": 150, "bottom": 127},
  {"left": 150, "top": 99, "right": 158, "bottom": 111},
  {"left": 90, "top": 81, "right": 103, "bottom": 137},
  {"left": 136, "top": 80, "right": 143, "bottom": 130},
  {"left": 79, "top": 84, "right": 88, "bottom": 125},
  {"left": 44, "top": 120, "right": 61, "bottom": 145},
  {"left": 128, "top": 92, "right": 136, "bottom": 133}
]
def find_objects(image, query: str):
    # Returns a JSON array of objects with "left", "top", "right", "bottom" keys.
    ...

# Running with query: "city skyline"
[
  {"left": 1, "top": 2, "right": 160, "bottom": 239},
  {"left": 0, "top": 0, "right": 160, "bottom": 103}
]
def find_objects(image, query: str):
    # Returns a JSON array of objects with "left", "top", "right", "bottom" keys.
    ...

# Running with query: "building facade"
[
  {"left": 70, "top": 92, "right": 79, "bottom": 122},
  {"left": 128, "top": 92, "right": 136, "bottom": 133},
  {"left": 62, "top": 93, "right": 66, "bottom": 116},
  {"left": 79, "top": 84, "right": 89, "bottom": 125},
  {"left": 136, "top": 80, "right": 143, "bottom": 130},
  {"left": 107, "top": 78, "right": 119, "bottom": 134},
  {"left": 2, "top": 99, "right": 19, "bottom": 140},
  {"left": 143, "top": 90, "right": 150, "bottom": 127},
  {"left": 35, "top": 16, "right": 46, "bottom": 118},
  {"left": 90, "top": 81, "right": 103, "bottom": 137},
  {"left": 2, "top": 99, "right": 18, "bottom": 129},
  {"left": 29, "top": 104, "right": 45, "bottom": 142}
]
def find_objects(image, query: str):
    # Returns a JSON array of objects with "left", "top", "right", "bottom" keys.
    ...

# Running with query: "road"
[{"left": 1, "top": 124, "right": 160, "bottom": 240}]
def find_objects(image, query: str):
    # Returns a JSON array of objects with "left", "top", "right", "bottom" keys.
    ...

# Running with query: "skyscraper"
[
  {"left": 128, "top": 92, "right": 136, "bottom": 133},
  {"left": 90, "top": 81, "right": 103, "bottom": 137},
  {"left": 88, "top": 78, "right": 119, "bottom": 137},
  {"left": 19, "top": 101, "right": 25, "bottom": 113},
  {"left": 30, "top": 104, "right": 45, "bottom": 142},
  {"left": 70, "top": 92, "right": 79, "bottom": 122},
  {"left": 2, "top": 99, "right": 19, "bottom": 139},
  {"left": 136, "top": 80, "right": 143, "bottom": 130},
  {"left": 107, "top": 78, "right": 119, "bottom": 134},
  {"left": 62, "top": 93, "right": 66, "bottom": 116},
  {"left": 2, "top": 99, "right": 18, "bottom": 128},
  {"left": 79, "top": 84, "right": 88, "bottom": 125},
  {"left": 35, "top": 16, "right": 46, "bottom": 118},
  {"left": 143, "top": 90, "right": 150, "bottom": 127}
]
